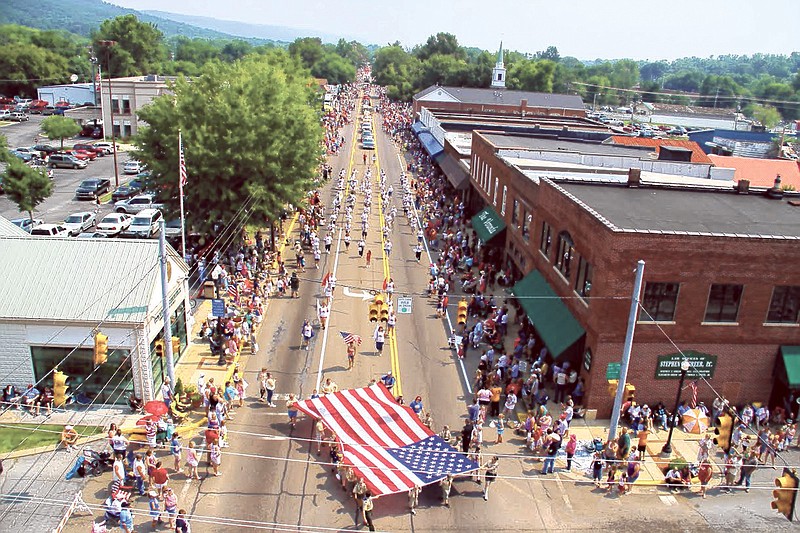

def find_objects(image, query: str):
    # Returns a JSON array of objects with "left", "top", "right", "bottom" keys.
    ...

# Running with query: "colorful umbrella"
[
  {"left": 143, "top": 400, "right": 168, "bottom": 416},
  {"left": 681, "top": 408, "right": 710, "bottom": 434},
  {"left": 136, "top": 414, "right": 160, "bottom": 426}
]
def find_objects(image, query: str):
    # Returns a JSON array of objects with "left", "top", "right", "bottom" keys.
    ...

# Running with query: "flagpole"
[{"left": 178, "top": 130, "right": 187, "bottom": 259}]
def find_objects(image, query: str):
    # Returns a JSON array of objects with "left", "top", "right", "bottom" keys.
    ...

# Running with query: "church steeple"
[{"left": 491, "top": 41, "right": 506, "bottom": 89}]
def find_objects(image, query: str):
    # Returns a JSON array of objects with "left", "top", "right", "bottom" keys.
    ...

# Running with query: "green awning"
[
  {"left": 471, "top": 206, "right": 506, "bottom": 243},
  {"left": 513, "top": 270, "right": 585, "bottom": 359},
  {"left": 781, "top": 346, "right": 800, "bottom": 387}
]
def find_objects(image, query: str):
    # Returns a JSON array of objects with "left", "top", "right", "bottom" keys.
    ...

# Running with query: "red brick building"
[{"left": 469, "top": 131, "right": 800, "bottom": 417}]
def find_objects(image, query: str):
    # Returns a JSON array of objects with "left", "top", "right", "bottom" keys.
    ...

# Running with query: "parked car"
[
  {"left": 111, "top": 181, "right": 144, "bottom": 202},
  {"left": 76, "top": 231, "right": 108, "bottom": 239},
  {"left": 362, "top": 139, "right": 375, "bottom": 150},
  {"left": 33, "top": 144, "right": 59, "bottom": 155},
  {"left": 10, "top": 150, "right": 33, "bottom": 162},
  {"left": 96, "top": 213, "right": 132, "bottom": 236},
  {"left": 41, "top": 106, "right": 57, "bottom": 116},
  {"left": 11, "top": 217, "right": 43, "bottom": 233},
  {"left": 9, "top": 112, "right": 29, "bottom": 122},
  {"left": 75, "top": 178, "right": 111, "bottom": 200},
  {"left": 163, "top": 219, "right": 182, "bottom": 239},
  {"left": 48, "top": 154, "right": 87, "bottom": 169},
  {"left": 63, "top": 211, "right": 96, "bottom": 236},
  {"left": 30, "top": 224, "right": 69, "bottom": 237},
  {"left": 60, "top": 150, "right": 94, "bottom": 161},
  {"left": 0, "top": 110, "right": 11, "bottom": 120},
  {"left": 121, "top": 209, "right": 162, "bottom": 238},
  {"left": 114, "top": 194, "right": 162, "bottom": 214},
  {"left": 92, "top": 142, "right": 113, "bottom": 155},
  {"left": 73, "top": 143, "right": 105, "bottom": 157},
  {"left": 123, "top": 160, "right": 142, "bottom": 174}
]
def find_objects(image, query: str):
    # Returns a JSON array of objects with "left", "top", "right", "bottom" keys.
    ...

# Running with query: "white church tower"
[{"left": 491, "top": 42, "right": 506, "bottom": 89}]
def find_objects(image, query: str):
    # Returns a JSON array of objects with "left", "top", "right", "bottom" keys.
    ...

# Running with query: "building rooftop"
[
  {"left": 556, "top": 181, "right": 800, "bottom": 239},
  {"left": 708, "top": 155, "right": 800, "bottom": 189},
  {"left": 608, "top": 136, "right": 713, "bottom": 164},
  {"left": 0, "top": 237, "right": 185, "bottom": 323},
  {"left": 0, "top": 217, "right": 29, "bottom": 237},
  {"left": 414, "top": 86, "right": 585, "bottom": 111},
  {"left": 483, "top": 132, "right": 653, "bottom": 158}
]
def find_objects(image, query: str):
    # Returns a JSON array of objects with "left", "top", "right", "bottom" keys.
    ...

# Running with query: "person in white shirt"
[
  {"left": 373, "top": 326, "right": 386, "bottom": 354},
  {"left": 318, "top": 302, "right": 330, "bottom": 330}
]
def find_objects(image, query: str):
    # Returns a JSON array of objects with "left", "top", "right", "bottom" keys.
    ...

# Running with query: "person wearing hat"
[
  {"left": 60, "top": 425, "right": 78, "bottom": 451},
  {"left": 119, "top": 501, "right": 134, "bottom": 533},
  {"left": 148, "top": 489, "right": 162, "bottom": 527},
  {"left": 380, "top": 371, "right": 395, "bottom": 391}
]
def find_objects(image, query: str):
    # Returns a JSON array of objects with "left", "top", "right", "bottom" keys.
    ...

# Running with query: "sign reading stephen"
[
  {"left": 655, "top": 351, "right": 717, "bottom": 379},
  {"left": 471, "top": 207, "right": 506, "bottom": 243}
]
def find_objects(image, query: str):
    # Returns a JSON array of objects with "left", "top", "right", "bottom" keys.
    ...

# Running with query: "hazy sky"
[{"left": 109, "top": 0, "right": 799, "bottom": 60}]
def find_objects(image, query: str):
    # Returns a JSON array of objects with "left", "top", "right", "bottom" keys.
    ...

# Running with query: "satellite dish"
[{"left": 70, "top": 74, "right": 78, "bottom": 83}]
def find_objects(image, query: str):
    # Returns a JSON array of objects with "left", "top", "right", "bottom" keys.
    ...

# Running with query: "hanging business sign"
[{"left": 655, "top": 351, "right": 717, "bottom": 380}]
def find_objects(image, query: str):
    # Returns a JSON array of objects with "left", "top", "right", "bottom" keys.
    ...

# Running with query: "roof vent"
[
  {"left": 736, "top": 179, "right": 750, "bottom": 195},
  {"left": 764, "top": 174, "right": 785, "bottom": 200},
  {"left": 627, "top": 168, "right": 641, "bottom": 188}
]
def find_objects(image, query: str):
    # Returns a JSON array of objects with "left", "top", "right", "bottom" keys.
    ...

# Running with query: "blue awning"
[
  {"left": 411, "top": 121, "right": 428, "bottom": 135},
  {"left": 418, "top": 132, "right": 444, "bottom": 158}
]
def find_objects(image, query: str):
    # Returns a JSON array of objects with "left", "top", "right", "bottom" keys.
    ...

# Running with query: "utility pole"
[
  {"left": 159, "top": 219, "right": 176, "bottom": 390},
  {"left": 99, "top": 40, "right": 120, "bottom": 188},
  {"left": 608, "top": 260, "right": 646, "bottom": 442}
]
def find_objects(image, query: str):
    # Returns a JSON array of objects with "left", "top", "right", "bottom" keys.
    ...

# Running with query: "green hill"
[{"left": 0, "top": 0, "right": 274, "bottom": 43}]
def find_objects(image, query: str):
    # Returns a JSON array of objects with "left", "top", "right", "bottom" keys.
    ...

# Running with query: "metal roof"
[
  {"left": 0, "top": 237, "right": 166, "bottom": 323},
  {"left": 0, "top": 216, "right": 28, "bottom": 237},
  {"left": 414, "top": 86, "right": 585, "bottom": 111}
]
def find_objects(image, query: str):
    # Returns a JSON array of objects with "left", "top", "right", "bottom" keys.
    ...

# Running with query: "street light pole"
[
  {"left": 661, "top": 359, "right": 691, "bottom": 455},
  {"left": 99, "top": 40, "right": 120, "bottom": 189}
]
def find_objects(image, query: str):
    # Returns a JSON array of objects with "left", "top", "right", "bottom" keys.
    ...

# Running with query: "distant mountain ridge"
[
  {"left": 142, "top": 10, "right": 355, "bottom": 44},
  {"left": 0, "top": 0, "right": 276, "bottom": 44}
]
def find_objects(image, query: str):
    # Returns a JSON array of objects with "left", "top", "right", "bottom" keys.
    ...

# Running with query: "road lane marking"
[
  {"left": 396, "top": 152, "right": 472, "bottom": 394},
  {"left": 314, "top": 92, "right": 363, "bottom": 393}
]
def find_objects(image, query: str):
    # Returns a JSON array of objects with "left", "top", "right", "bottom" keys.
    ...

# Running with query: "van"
[
  {"left": 48, "top": 154, "right": 87, "bottom": 169},
  {"left": 121, "top": 208, "right": 162, "bottom": 238}
]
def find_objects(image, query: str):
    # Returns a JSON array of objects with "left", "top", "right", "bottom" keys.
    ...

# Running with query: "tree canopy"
[
  {"left": 41, "top": 115, "right": 81, "bottom": 148},
  {"left": 134, "top": 51, "right": 323, "bottom": 235}
]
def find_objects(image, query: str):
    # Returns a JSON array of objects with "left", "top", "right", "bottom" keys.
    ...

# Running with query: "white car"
[
  {"left": 63, "top": 212, "right": 96, "bottom": 236},
  {"left": 30, "top": 224, "right": 69, "bottom": 237},
  {"left": 96, "top": 213, "right": 132, "bottom": 235},
  {"left": 123, "top": 161, "right": 141, "bottom": 174},
  {"left": 92, "top": 142, "right": 114, "bottom": 155}
]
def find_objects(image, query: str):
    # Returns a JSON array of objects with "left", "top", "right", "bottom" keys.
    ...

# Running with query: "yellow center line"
[{"left": 371, "top": 109, "right": 402, "bottom": 398}]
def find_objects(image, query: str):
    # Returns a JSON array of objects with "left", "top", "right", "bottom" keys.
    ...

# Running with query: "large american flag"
[
  {"left": 340, "top": 331, "right": 362, "bottom": 346},
  {"left": 294, "top": 383, "right": 478, "bottom": 496},
  {"left": 178, "top": 130, "right": 187, "bottom": 188}
]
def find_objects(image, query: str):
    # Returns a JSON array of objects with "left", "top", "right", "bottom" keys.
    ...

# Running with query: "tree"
[
  {"left": 746, "top": 104, "right": 781, "bottom": 128},
  {"left": 92, "top": 15, "right": 165, "bottom": 77},
  {"left": 418, "top": 54, "right": 470, "bottom": 88},
  {"left": 534, "top": 46, "right": 560, "bottom": 62},
  {"left": 0, "top": 42, "right": 69, "bottom": 97},
  {"left": 373, "top": 46, "right": 421, "bottom": 101},
  {"left": 134, "top": 51, "right": 323, "bottom": 235},
  {"left": 288, "top": 37, "right": 325, "bottom": 69},
  {"left": 508, "top": 60, "right": 556, "bottom": 92},
  {"left": 2, "top": 159, "right": 53, "bottom": 221},
  {"left": 414, "top": 33, "right": 465, "bottom": 61},
  {"left": 41, "top": 115, "right": 80, "bottom": 149}
]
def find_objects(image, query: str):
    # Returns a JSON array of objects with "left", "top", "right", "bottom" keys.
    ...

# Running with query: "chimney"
[
  {"left": 736, "top": 179, "right": 750, "bottom": 194},
  {"left": 520, "top": 99, "right": 527, "bottom": 109},
  {"left": 627, "top": 168, "right": 641, "bottom": 187},
  {"left": 765, "top": 174, "right": 785, "bottom": 200}
]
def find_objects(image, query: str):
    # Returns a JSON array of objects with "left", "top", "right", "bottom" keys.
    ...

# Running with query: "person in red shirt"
[{"left": 151, "top": 460, "right": 169, "bottom": 499}]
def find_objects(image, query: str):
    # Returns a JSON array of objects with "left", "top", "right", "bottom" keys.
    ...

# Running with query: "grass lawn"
[{"left": 0, "top": 424, "right": 104, "bottom": 454}]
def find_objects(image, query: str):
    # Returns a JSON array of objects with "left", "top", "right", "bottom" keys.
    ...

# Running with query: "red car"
[
  {"left": 73, "top": 144, "right": 105, "bottom": 157},
  {"left": 60, "top": 150, "right": 93, "bottom": 161}
]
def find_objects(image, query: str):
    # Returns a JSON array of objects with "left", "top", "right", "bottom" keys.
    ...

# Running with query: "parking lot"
[{"left": 0, "top": 115, "right": 139, "bottom": 228}]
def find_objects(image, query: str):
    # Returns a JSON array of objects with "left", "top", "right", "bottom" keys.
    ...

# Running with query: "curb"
[{"left": 2, "top": 433, "right": 108, "bottom": 460}]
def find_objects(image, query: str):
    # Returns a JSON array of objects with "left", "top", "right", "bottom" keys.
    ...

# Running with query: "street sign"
[
  {"left": 606, "top": 362, "right": 621, "bottom": 380},
  {"left": 211, "top": 298, "right": 225, "bottom": 317},
  {"left": 655, "top": 351, "right": 717, "bottom": 379},
  {"left": 397, "top": 297, "right": 412, "bottom": 314}
]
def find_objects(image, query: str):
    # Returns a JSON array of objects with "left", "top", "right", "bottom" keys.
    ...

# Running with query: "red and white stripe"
[
  {"left": 179, "top": 130, "right": 187, "bottom": 188},
  {"left": 295, "top": 383, "right": 434, "bottom": 496}
]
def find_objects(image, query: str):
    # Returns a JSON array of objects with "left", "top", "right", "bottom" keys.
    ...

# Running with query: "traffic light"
[
  {"left": 369, "top": 294, "right": 381, "bottom": 322},
  {"left": 93, "top": 331, "right": 109, "bottom": 366},
  {"left": 714, "top": 413, "right": 733, "bottom": 454},
  {"left": 607, "top": 379, "right": 619, "bottom": 397},
  {"left": 53, "top": 370, "right": 69, "bottom": 407},
  {"left": 457, "top": 299, "right": 468, "bottom": 326},
  {"left": 624, "top": 383, "right": 636, "bottom": 402},
  {"left": 772, "top": 468, "right": 798, "bottom": 520},
  {"left": 379, "top": 294, "right": 389, "bottom": 322},
  {"left": 171, "top": 336, "right": 181, "bottom": 356},
  {"left": 154, "top": 340, "right": 165, "bottom": 358}
]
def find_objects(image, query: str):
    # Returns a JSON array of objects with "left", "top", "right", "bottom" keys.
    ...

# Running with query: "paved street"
[{"left": 0, "top": 116, "right": 139, "bottom": 226}]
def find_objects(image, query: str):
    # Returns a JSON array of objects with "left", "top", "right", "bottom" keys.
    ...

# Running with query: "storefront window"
[
  {"left": 151, "top": 302, "right": 188, "bottom": 391},
  {"left": 511, "top": 200, "right": 520, "bottom": 229},
  {"left": 522, "top": 211, "right": 532, "bottom": 242},
  {"left": 540, "top": 222, "right": 552, "bottom": 258},
  {"left": 31, "top": 346, "right": 132, "bottom": 405}
]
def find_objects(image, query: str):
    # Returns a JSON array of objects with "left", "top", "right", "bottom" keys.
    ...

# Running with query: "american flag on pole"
[
  {"left": 294, "top": 383, "right": 478, "bottom": 496},
  {"left": 340, "top": 331, "right": 362, "bottom": 346},
  {"left": 178, "top": 130, "right": 187, "bottom": 188},
  {"left": 689, "top": 380, "right": 698, "bottom": 409},
  {"left": 227, "top": 283, "right": 239, "bottom": 302}
]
